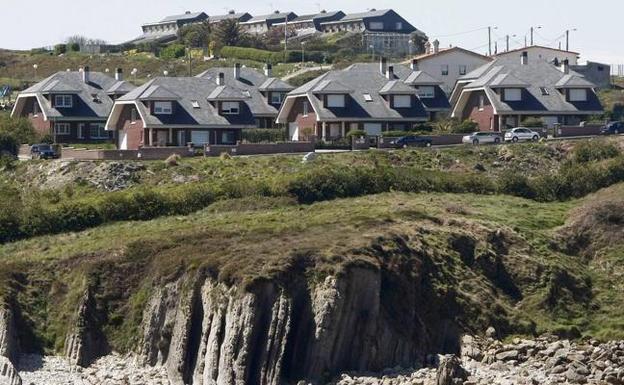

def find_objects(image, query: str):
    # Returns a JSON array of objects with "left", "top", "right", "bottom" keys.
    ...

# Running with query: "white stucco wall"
[
  {"left": 496, "top": 47, "right": 579, "bottom": 66},
  {"left": 415, "top": 50, "right": 491, "bottom": 95}
]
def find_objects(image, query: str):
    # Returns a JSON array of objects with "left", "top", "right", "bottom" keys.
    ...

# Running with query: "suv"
[
  {"left": 462, "top": 132, "right": 502, "bottom": 145},
  {"left": 391, "top": 136, "right": 433, "bottom": 148},
  {"left": 601, "top": 121, "right": 623, "bottom": 135},
  {"left": 30, "top": 144, "right": 58, "bottom": 159},
  {"left": 504, "top": 127, "right": 541, "bottom": 143}
]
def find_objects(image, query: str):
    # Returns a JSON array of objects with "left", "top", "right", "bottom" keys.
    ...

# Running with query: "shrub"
[
  {"left": 453, "top": 120, "right": 479, "bottom": 134},
  {"left": 54, "top": 44, "right": 67, "bottom": 55},
  {"left": 572, "top": 141, "right": 620, "bottom": 163},
  {"left": 346, "top": 130, "right": 366, "bottom": 137},
  {"left": 160, "top": 44, "right": 186, "bottom": 59},
  {"left": 219, "top": 46, "right": 326, "bottom": 64},
  {"left": 521, "top": 117, "right": 545, "bottom": 128},
  {"left": 242, "top": 129, "right": 287, "bottom": 143}
]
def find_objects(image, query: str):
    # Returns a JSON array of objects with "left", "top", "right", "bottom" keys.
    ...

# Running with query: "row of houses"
[
  {"left": 127, "top": 9, "right": 425, "bottom": 56},
  {"left": 11, "top": 45, "right": 606, "bottom": 150}
]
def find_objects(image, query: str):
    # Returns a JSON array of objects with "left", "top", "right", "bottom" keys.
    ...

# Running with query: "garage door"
[
  {"left": 364, "top": 123, "right": 382, "bottom": 136},
  {"left": 191, "top": 130, "right": 210, "bottom": 145}
]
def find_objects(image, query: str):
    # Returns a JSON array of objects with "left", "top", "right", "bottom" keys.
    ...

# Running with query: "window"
[
  {"left": 90, "top": 123, "right": 108, "bottom": 139},
  {"left": 569, "top": 89, "right": 587, "bottom": 102},
  {"left": 77, "top": 123, "right": 85, "bottom": 139},
  {"left": 441, "top": 65, "right": 449, "bottom": 76},
  {"left": 369, "top": 21, "right": 384, "bottom": 30},
  {"left": 459, "top": 65, "right": 467, "bottom": 76},
  {"left": 303, "top": 100, "right": 309, "bottom": 116},
  {"left": 154, "top": 101, "right": 173, "bottom": 114},
  {"left": 54, "top": 122, "right": 70, "bottom": 135},
  {"left": 540, "top": 87, "right": 550, "bottom": 96},
  {"left": 503, "top": 88, "right": 522, "bottom": 101},
  {"left": 478, "top": 95, "right": 485, "bottom": 111},
  {"left": 221, "top": 130, "right": 237, "bottom": 145},
  {"left": 363, "top": 93, "right": 373, "bottom": 102},
  {"left": 33, "top": 101, "right": 40, "bottom": 116},
  {"left": 395, "top": 22, "right": 403, "bottom": 30},
  {"left": 191, "top": 100, "right": 200, "bottom": 109},
  {"left": 393, "top": 95, "right": 411, "bottom": 108},
  {"left": 221, "top": 101, "right": 240, "bottom": 114},
  {"left": 326, "top": 94, "right": 345, "bottom": 108},
  {"left": 55, "top": 95, "right": 73, "bottom": 108},
  {"left": 418, "top": 86, "right": 435, "bottom": 99},
  {"left": 271, "top": 92, "right": 284, "bottom": 104},
  {"left": 131, "top": 108, "right": 137, "bottom": 123}
]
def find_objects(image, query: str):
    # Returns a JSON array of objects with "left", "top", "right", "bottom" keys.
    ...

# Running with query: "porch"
[{"left": 138, "top": 128, "right": 242, "bottom": 148}]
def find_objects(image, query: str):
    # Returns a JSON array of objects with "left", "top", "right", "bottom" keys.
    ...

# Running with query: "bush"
[
  {"left": 160, "top": 44, "right": 186, "bottom": 59},
  {"left": 521, "top": 117, "right": 545, "bottom": 128},
  {"left": 572, "top": 141, "right": 620, "bottom": 163},
  {"left": 453, "top": 120, "right": 479, "bottom": 134},
  {"left": 219, "top": 46, "right": 326, "bottom": 64},
  {"left": 242, "top": 129, "right": 287, "bottom": 143},
  {"left": 346, "top": 130, "right": 366, "bottom": 137},
  {"left": 54, "top": 44, "right": 67, "bottom": 55}
]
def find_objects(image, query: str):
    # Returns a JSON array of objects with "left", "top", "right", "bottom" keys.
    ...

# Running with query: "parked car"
[
  {"left": 462, "top": 132, "right": 502, "bottom": 145},
  {"left": 391, "top": 136, "right": 433, "bottom": 148},
  {"left": 30, "top": 144, "right": 58, "bottom": 159},
  {"left": 601, "top": 121, "right": 623, "bottom": 135},
  {"left": 504, "top": 127, "right": 541, "bottom": 142}
]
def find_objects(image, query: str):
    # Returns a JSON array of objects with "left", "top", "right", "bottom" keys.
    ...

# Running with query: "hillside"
[{"left": 1, "top": 138, "right": 624, "bottom": 384}]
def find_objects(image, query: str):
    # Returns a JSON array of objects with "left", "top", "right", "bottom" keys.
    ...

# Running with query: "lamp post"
[
  {"left": 131, "top": 68, "right": 138, "bottom": 82},
  {"left": 487, "top": 26, "right": 498, "bottom": 56},
  {"left": 163, "top": 70, "right": 169, "bottom": 77},
  {"left": 301, "top": 41, "right": 306, "bottom": 66},
  {"left": 408, "top": 39, "right": 413, "bottom": 58},
  {"left": 369, "top": 44, "right": 375, "bottom": 61},
  {"left": 33, "top": 64, "right": 38, "bottom": 79},
  {"left": 530, "top": 26, "right": 542, "bottom": 46},
  {"left": 566, "top": 28, "right": 577, "bottom": 51}
]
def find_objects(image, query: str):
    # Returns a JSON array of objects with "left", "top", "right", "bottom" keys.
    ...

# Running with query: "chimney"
[
  {"left": 185, "top": 11, "right": 191, "bottom": 14},
  {"left": 386, "top": 65, "right": 394, "bottom": 80},
  {"left": 265, "top": 63, "right": 273, "bottom": 77},
  {"left": 234, "top": 63, "right": 241, "bottom": 80},
  {"left": 411, "top": 59, "right": 419, "bottom": 71},
  {"left": 424, "top": 41, "right": 432, "bottom": 54},
  {"left": 83, "top": 66, "right": 90, "bottom": 83},
  {"left": 433, "top": 39, "right": 440, "bottom": 54},
  {"left": 561, "top": 59, "right": 570, "bottom": 74},
  {"left": 521, "top": 51, "right": 528, "bottom": 65},
  {"left": 380, "top": 57, "right": 387, "bottom": 75},
  {"left": 228, "top": 10, "right": 235, "bottom": 14},
  {"left": 115, "top": 68, "right": 123, "bottom": 81},
  {"left": 217, "top": 72, "right": 224, "bottom": 86}
]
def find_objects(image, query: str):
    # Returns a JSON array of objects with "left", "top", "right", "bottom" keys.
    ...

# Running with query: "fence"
[
  {"left": 60, "top": 146, "right": 197, "bottom": 160},
  {"left": 205, "top": 141, "right": 315, "bottom": 157}
]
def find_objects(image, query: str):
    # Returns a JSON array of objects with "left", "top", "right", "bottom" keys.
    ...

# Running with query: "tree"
[
  {"left": 54, "top": 44, "right": 67, "bottom": 55},
  {"left": 178, "top": 22, "right": 211, "bottom": 48},
  {"left": 160, "top": 44, "right": 186, "bottom": 60},
  {"left": 0, "top": 115, "right": 38, "bottom": 152},
  {"left": 212, "top": 19, "right": 243, "bottom": 47}
]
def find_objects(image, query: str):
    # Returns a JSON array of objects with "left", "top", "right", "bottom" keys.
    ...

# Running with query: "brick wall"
[
  {"left": 463, "top": 91, "right": 495, "bottom": 131},
  {"left": 287, "top": 97, "right": 318, "bottom": 139},
  {"left": 115, "top": 104, "right": 144, "bottom": 150},
  {"left": 205, "top": 142, "right": 315, "bottom": 157},
  {"left": 558, "top": 125, "right": 603, "bottom": 137},
  {"left": 377, "top": 134, "right": 465, "bottom": 148},
  {"left": 60, "top": 146, "right": 197, "bottom": 160}
]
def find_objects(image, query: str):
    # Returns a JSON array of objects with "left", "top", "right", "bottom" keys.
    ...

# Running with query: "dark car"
[
  {"left": 601, "top": 121, "right": 623, "bottom": 135},
  {"left": 391, "top": 136, "right": 433, "bottom": 148},
  {"left": 30, "top": 144, "right": 58, "bottom": 159}
]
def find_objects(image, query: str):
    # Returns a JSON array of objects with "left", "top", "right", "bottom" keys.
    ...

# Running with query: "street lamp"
[
  {"left": 131, "top": 68, "right": 138, "bottom": 82},
  {"left": 369, "top": 44, "right": 375, "bottom": 61},
  {"left": 565, "top": 28, "right": 577, "bottom": 52},
  {"left": 163, "top": 70, "right": 169, "bottom": 77},
  {"left": 408, "top": 39, "right": 413, "bottom": 58},
  {"left": 530, "top": 25, "right": 542, "bottom": 46},
  {"left": 33, "top": 64, "right": 38, "bottom": 79},
  {"left": 301, "top": 41, "right": 306, "bottom": 66},
  {"left": 488, "top": 26, "right": 498, "bottom": 56}
]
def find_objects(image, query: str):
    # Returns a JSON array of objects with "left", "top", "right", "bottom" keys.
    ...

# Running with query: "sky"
[{"left": 1, "top": 0, "right": 623, "bottom": 67}]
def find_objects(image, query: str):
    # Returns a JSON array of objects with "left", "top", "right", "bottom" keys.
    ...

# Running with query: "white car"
[
  {"left": 504, "top": 127, "right": 541, "bottom": 142},
  {"left": 462, "top": 132, "right": 502, "bottom": 145}
]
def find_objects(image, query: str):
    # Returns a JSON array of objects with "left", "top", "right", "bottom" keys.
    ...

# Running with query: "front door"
[
  {"left": 120, "top": 129, "right": 128, "bottom": 150},
  {"left": 177, "top": 130, "right": 186, "bottom": 146},
  {"left": 289, "top": 122, "right": 299, "bottom": 141}
]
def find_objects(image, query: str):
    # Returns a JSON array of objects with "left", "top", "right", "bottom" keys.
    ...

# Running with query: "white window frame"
[
  {"left": 395, "top": 22, "right": 403, "bottom": 30},
  {"left": 418, "top": 86, "right": 435, "bottom": 99},
  {"left": 569, "top": 89, "right": 587, "bottom": 102},
  {"left": 302, "top": 100, "right": 309, "bottom": 116},
  {"left": 271, "top": 92, "right": 283, "bottom": 104},
  {"left": 478, "top": 95, "right": 485, "bottom": 111},
  {"left": 326, "top": 94, "right": 345, "bottom": 108},
  {"left": 369, "top": 21, "right": 384, "bottom": 30},
  {"left": 77, "top": 123, "right": 86, "bottom": 139},
  {"left": 221, "top": 101, "right": 240, "bottom": 115},
  {"left": 393, "top": 95, "right": 412, "bottom": 108},
  {"left": 441, "top": 65, "right": 449, "bottom": 76},
  {"left": 54, "top": 122, "right": 70, "bottom": 135},
  {"left": 55, "top": 95, "right": 73, "bottom": 108},
  {"left": 221, "top": 130, "right": 237, "bottom": 145},
  {"left": 459, "top": 65, "right": 467, "bottom": 75},
  {"left": 503, "top": 88, "right": 522, "bottom": 102},
  {"left": 153, "top": 101, "right": 173, "bottom": 114},
  {"left": 89, "top": 123, "right": 108, "bottom": 139}
]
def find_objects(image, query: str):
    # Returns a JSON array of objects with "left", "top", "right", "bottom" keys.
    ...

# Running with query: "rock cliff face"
[
  {"left": 0, "top": 305, "right": 22, "bottom": 385},
  {"left": 135, "top": 265, "right": 456, "bottom": 385}
]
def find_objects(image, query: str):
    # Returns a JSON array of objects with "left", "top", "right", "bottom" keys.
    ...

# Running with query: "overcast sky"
[{"left": 2, "top": 0, "right": 622, "bottom": 66}]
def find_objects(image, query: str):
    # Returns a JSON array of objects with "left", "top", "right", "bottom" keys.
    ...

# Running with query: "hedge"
[
  {"left": 242, "top": 129, "right": 287, "bottom": 143},
  {"left": 220, "top": 46, "right": 326, "bottom": 64}
]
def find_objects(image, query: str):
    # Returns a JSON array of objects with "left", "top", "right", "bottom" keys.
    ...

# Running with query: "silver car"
[
  {"left": 462, "top": 132, "right": 502, "bottom": 145},
  {"left": 504, "top": 127, "right": 541, "bottom": 142}
]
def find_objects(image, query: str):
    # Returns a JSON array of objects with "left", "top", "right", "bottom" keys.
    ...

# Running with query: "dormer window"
[
  {"left": 417, "top": 86, "right": 435, "bottom": 99},
  {"left": 326, "top": 94, "right": 345, "bottom": 108},
  {"left": 393, "top": 95, "right": 412, "bottom": 108},
  {"left": 154, "top": 101, "right": 173, "bottom": 114},
  {"left": 55, "top": 95, "right": 73, "bottom": 108},
  {"left": 569, "top": 89, "right": 587, "bottom": 102},
  {"left": 369, "top": 22, "right": 383, "bottom": 30},
  {"left": 271, "top": 92, "right": 284, "bottom": 104},
  {"left": 503, "top": 88, "right": 522, "bottom": 102},
  {"left": 221, "top": 101, "right": 240, "bottom": 114}
]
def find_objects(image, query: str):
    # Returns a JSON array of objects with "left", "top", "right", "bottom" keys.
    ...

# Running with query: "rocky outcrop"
[
  {"left": 0, "top": 305, "right": 21, "bottom": 385},
  {"left": 138, "top": 265, "right": 451, "bottom": 385},
  {"left": 64, "top": 289, "right": 109, "bottom": 367}
]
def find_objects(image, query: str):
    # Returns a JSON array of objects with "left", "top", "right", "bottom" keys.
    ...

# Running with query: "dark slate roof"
[
  {"left": 286, "top": 62, "right": 450, "bottom": 121},
  {"left": 379, "top": 80, "right": 417, "bottom": 95},
  {"left": 405, "top": 71, "right": 443, "bottom": 86},
  {"left": 196, "top": 66, "right": 294, "bottom": 116},
  {"left": 290, "top": 11, "right": 344, "bottom": 22},
  {"left": 107, "top": 80, "right": 136, "bottom": 95},
  {"left": 159, "top": 11, "right": 207, "bottom": 23},
  {"left": 140, "top": 84, "right": 182, "bottom": 100},
  {"left": 20, "top": 71, "right": 135, "bottom": 119},
  {"left": 311, "top": 79, "right": 354, "bottom": 93},
  {"left": 258, "top": 78, "right": 295, "bottom": 92},
  {"left": 457, "top": 57, "right": 603, "bottom": 114},
  {"left": 243, "top": 12, "right": 296, "bottom": 23},
  {"left": 339, "top": 9, "right": 393, "bottom": 21},
  {"left": 209, "top": 12, "right": 252, "bottom": 23},
  {"left": 118, "top": 77, "right": 256, "bottom": 127},
  {"left": 207, "top": 85, "right": 250, "bottom": 101}
]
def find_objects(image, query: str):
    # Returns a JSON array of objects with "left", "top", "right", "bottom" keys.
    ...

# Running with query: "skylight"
[
  {"left": 540, "top": 87, "right": 550, "bottom": 96},
  {"left": 363, "top": 93, "right": 373, "bottom": 102},
  {"left": 191, "top": 100, "right": 200, "bottom": 108}
]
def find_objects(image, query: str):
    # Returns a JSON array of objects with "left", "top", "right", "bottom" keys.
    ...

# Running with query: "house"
[
  {"left": 11, "top": 68, "right": 135, "bottom": 142},
  {"left": 571, "top": 61, "right": 611, "bottom": 89},
  {"left": 105, "top": 64, "right": 294, "bottom": 150},
  {"left": 208, "top": 10, "right": 253, "bottom": 24},
  {"left": 318, "top": 9, "right": 426, "bottom": 56},
  {"left": 494, "top": 45, "right": 579, "bottom": 66},
  {"left": 451, "top": 51, "right": 603, "bottom": 131},
  {"left": 276, "top": 58, "right": 450, "bottom": 141},
  {"left": 196, "top": 64, "right": 294, "bottom": 128},
  {"left": 410, "top": 42, "right": 492, "bottom": 96},
  {"left": 239, "top": 11, "right": 297, "bottom": 34},
  {"left": 127, "top": 11, "right": 208, "bottom": 45},
  {"left": 272, "top": 10, "right": 345, "bottom": 32}
]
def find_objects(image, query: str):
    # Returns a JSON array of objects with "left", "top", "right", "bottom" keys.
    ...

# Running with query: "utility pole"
[
  {"left": 566, "top": 30, "right": 569, "bottom": 51},
  {"left": 506, "top": 35, "right": 510, "bottom": 52},
  {"left": 530, "top": 27, "right": 534, "bottom": 46},
  {"left": 488, "top": 26, "right": 492, "bottom": 56},
  {"left": 188, "top": 47, "right": 192, "bottom": 76},
  {"left": 284, "top": 15, "right": 288, "bottom": 55}
]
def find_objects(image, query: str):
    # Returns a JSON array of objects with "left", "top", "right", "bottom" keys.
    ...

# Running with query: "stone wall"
[
  {"left": 60, "top": 146, "right": 197, "bottom": 161},
  {"left": 204, "top": 142, "right": 315, "bottom": 157}
]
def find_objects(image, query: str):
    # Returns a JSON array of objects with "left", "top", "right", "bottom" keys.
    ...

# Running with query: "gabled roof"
[
  {"left": 556, "top": 74, "right": 596, "bottom": 88},
  {"left": 413, "top": 46, "right": 491, "bottom": 62},
  {"left": 139, "top": 84, "right": 181, "bottom": 100},
  {"left": 489, "top": 73, "right": 530, "bottom": 88},
  {"left": 243, "top": 11, "right": 296, "bottom": 23},
  {"left": 339, "top": 8, "right": 393, "bottom": 21},
  {"left": 404, "top": 71, "right": 443, "bottom": 86},
  {"left": 161, "top": 11, "right": 207, "bottom": 23},
  {"left": 16, "top": 71, "right": 135, "bottom": 120},
  {"left": 207, "top": 85, "right": 250, "bottom": 101},
  {"left": 209, "top": 12, "right": 252, "bottom": 23},
  {"left": 258, "top": 78, "right": 295, "bottom": 92},
  {"left": 379, "top": 80, "right": 416, "bottom": 95},
  {"left": 311, "top": 79, "right": 354, "bottom": 94},
  {"left": 107, "top": 80, "right": 138, "bottom": 95},
  {"left": 494, "top": 45, "right": 580, "bottom": 57},
  {"left": 289, "top": 10, "right": 344, "bottom": 22}
]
